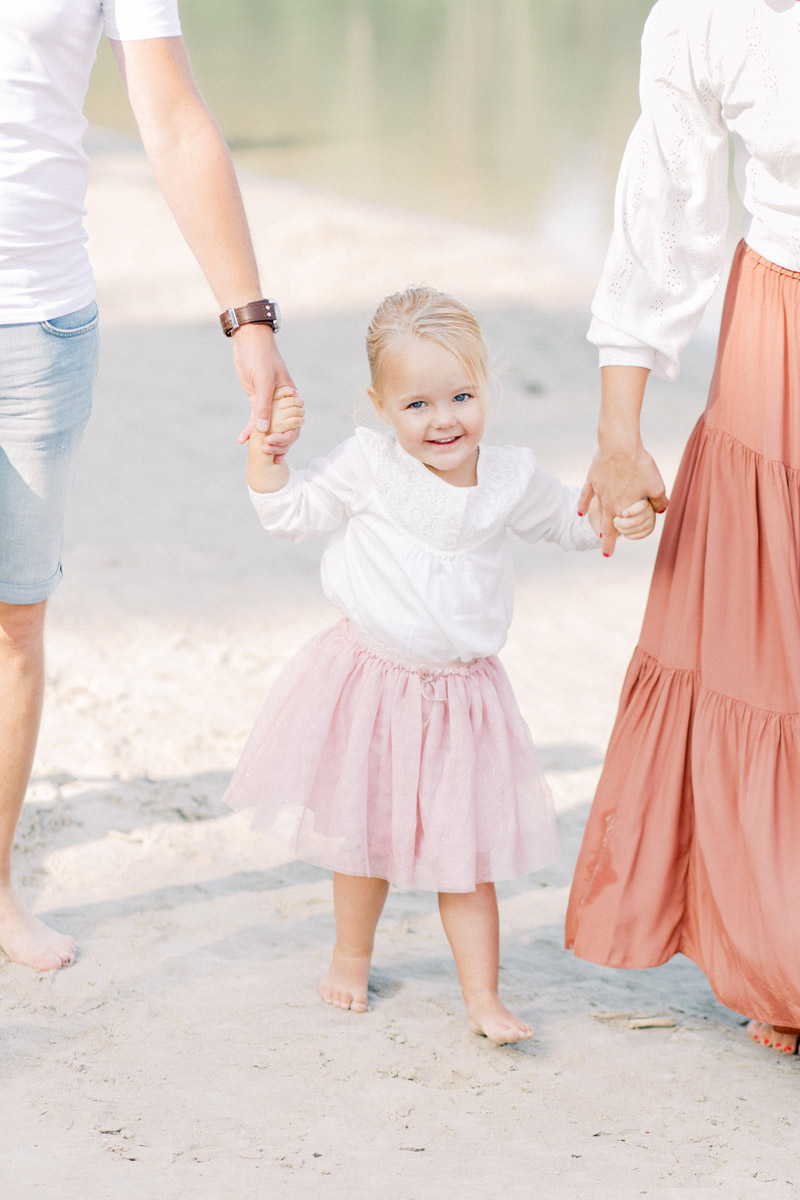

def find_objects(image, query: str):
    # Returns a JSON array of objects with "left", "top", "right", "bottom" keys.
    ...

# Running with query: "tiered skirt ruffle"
[{"left": 566, "top": 243, "right": 800, "bottom": 1029}]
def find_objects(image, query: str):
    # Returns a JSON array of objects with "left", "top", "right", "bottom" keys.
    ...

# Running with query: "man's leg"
[
  {"left": 0, "top": 598, "right": 75, "bottom": 970},
  {"left": 0, "top": 305, "right": 97, "bottom": 970}
]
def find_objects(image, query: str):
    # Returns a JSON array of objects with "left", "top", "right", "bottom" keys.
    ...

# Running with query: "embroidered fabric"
[
  {"left": 249, "top": 427, "right": 597, "bottom": 662},
  {"left": 589, "top": 0, "right": 800, "bottom": 381},
  {"left": 372, "top": 433, "right": 530, "bottom": 552}
]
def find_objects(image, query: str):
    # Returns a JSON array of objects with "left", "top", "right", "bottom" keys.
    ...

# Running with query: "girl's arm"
[
  {"left": 247, "top": 387, "right": 304, "bottom": 494},
  {"left": 247, "top": 429, "right": 366, "bottom": 544},
  {"left": 508, "top": 450, "right": 600, "bottom": 551}
]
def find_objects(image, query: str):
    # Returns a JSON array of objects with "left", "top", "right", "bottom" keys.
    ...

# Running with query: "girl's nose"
[{"left": 430, "top": 405, "right": 455, "bottom": 428}]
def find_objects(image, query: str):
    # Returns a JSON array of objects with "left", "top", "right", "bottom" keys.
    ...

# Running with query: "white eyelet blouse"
[
  {"left": 589, "top": 0, "right": 800, "bottom": 381},
  {"left": 249, "top": 428, "right": 599, "bottom": 664}
]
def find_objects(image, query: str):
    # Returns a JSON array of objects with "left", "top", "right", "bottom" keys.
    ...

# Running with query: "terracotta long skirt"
[{"left": 566, "top": 242, "right": 800, "bottom": 1030}]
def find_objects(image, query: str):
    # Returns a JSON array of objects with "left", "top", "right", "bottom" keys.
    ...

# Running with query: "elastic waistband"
[
  {"left": 742, "top": 240, "right": 800, "bottom": 281},
  {"left": 337, "top": 619, "right": 479, "bottom": 676}
]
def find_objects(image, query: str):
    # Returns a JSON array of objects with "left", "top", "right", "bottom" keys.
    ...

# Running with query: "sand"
[{"left": 1, "top": 130, "right": 798, "bottom": 1200}]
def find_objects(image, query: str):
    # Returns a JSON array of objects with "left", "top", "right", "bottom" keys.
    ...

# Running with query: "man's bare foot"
[
  {"left": 466, "top": 994, "right": 534, "bottom": 1045},
  {"left": 747, "top": 1020, "right": 800, "bottom": 1055},
  {"left": 318, "top": 947, "right": 371, "bottom": 1013},
  {"left": 0, "top": 886, "right": 76, "bottom": 971}
]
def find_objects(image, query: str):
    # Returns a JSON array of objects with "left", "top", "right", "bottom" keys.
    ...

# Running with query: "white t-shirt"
[
  {"left": 0, "top": 0, "right": 181, "bottom": 323},
  {"left": 249, "top": 427, "right": 599, "bottom": 664},
  {"left": 589, "top": 0, "right": 800, "bottom": 381}
]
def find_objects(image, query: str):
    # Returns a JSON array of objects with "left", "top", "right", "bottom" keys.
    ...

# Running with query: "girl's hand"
[
  {"left": 613, "top": 497, "right": 656, "bottom": 541},
  {"left": 261, "top": 386, "right": 304, "bottom": 463},
  {"left": 247, "top": 386, "right": 304, "bottom": 492}
]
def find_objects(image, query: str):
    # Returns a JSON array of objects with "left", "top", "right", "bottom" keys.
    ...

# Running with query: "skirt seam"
[
  {"left": 699, "top": 422, "right": 800, "bottom": 476},
  {"left": 635, "top": 646, "right": 800, "bottom": 720}
]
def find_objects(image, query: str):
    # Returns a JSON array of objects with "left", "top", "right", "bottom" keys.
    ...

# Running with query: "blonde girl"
[{"left": 225, "top": 287, "right": 654, "bottom": 1043}]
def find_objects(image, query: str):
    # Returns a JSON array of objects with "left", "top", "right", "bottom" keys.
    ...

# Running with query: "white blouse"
[
  {"left": 589, "top": 0, "right": 800, "bottom": 381},
  {"left": 250, "top": 428, "right": 599, "bottom": 664}
]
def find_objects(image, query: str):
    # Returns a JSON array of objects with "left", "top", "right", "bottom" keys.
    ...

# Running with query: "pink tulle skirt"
[{"left": 224, "top": 619, "right": 559, "bottom": 891}]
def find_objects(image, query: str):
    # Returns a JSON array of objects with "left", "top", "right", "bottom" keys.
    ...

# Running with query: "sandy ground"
[{"left": 2, "top": 131, "right": 799, "bottom": 1200}]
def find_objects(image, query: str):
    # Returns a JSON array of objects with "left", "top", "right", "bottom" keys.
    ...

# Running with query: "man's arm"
[{"left": 110, "top": 35, "right": 293, "bottom": 439}]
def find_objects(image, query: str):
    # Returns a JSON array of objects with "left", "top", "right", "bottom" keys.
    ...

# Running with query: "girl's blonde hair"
[{"left": 366, "top": 287, "right": 489, "bottom": 394}]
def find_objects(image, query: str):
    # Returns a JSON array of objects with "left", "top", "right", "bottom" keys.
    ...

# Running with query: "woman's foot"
[
  {"left": 466, "top": 993, "right": 534, "bottom": 1045},
  {"left": 318, "top": 947, "right": 371, "bottom": 1013},
  {"left": 747, "top": 1020, "right": 799, "bottom": 1055},
  {"left": 0, "top": 886, "right": 76, "bottom": 971}
]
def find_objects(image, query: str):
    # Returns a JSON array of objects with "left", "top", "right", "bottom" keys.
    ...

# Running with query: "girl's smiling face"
[{"left": 369, "top": 336, "right": 486, "bottom": 488}]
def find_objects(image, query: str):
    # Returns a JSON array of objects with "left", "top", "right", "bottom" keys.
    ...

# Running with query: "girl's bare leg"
[
  {"left": 438, "top": 882, "right": 533, "bottom": 1044},
  {"left": 318, "top": 873, "right": 389, "bottom": 1013}
]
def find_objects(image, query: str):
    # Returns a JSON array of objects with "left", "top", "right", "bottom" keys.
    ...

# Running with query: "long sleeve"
[
  {"left": 248, "top": 436, "right": 364, "bottom": 543},
  {"left": 588, "top": 0, "right": 730, "bottom": 382},
  {"left": 506, "top": 450, "right": 599, "bottom": 551}
]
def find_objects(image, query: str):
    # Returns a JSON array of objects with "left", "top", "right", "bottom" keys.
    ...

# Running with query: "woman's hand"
[
  {"left": 580, "top": 365, "right": 668, "bottom": 557},
  {"left": 580, "top": 441, "right": 667, "bottom": 555}
]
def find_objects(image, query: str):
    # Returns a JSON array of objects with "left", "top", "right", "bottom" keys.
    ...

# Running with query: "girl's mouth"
[{"left": 427, "top": 435, "right": 460, "bottom": 446}]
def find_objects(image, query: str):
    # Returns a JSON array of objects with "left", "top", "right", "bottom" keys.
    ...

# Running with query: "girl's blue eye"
[
  {"left": 408, "top": 400, "right": 425, "bottom": 409},
  {"left": 454, "top": 393, "right": 471, "bottom": 403}
]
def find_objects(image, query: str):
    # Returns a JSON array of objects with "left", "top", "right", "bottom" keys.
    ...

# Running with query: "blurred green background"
[{"left": 86, "top": 0, "right": 652, "bottom": 233}]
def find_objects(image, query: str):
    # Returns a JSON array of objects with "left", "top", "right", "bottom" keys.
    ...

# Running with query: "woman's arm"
[
  {"left": 588, "top": 1, "right": 730, "bottom": 383},
  {"left": 109, "top": 36, "right": 294, "bottom": 440},
  {"left": 578, "top": 366, "right": 667, "bottom": 556}
]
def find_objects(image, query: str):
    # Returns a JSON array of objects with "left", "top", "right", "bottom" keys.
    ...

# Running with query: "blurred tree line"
[{"left": 87, "top": 0, "right": 655, "bottom": 226}]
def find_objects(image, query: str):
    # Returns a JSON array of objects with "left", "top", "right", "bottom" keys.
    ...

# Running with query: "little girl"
[{"left": 225, "top": 287, "right": 654, "bottom": 1044}]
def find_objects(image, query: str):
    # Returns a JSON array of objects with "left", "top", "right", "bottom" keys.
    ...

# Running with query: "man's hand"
[{"left": 232, "top": 324, "right": 296, "bottom": 443}]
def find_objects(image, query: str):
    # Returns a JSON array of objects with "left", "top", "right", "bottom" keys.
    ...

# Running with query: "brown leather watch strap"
[{"left": 220, "top": 299, "right": 280, "bottom": 336}]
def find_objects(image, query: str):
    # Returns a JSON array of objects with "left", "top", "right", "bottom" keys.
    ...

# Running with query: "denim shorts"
[{"left": 0, "top": 301, "right": 99, "bottom": 604}]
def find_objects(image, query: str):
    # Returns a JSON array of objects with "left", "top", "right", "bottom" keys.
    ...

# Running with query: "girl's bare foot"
[
  {"left": 0, "top": 886, "right": 76, "bottom": 971},
  {"left": 466, "top": 993, "right": 534, "bottom": 1045},
  {"left": 318, "top": 947, "right": 371, "bottom": 1013},
  {"left": 747, "top": 1020, "right": 800, "bottom": 1055}
]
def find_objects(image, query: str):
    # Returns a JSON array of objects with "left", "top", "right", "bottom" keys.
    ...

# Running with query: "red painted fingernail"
[
  {"left": 603, "top": 552, "right": 610, "bottom": 558},
  {"left": 577, "top": 511, "right": 584, "bottom": 517}
]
